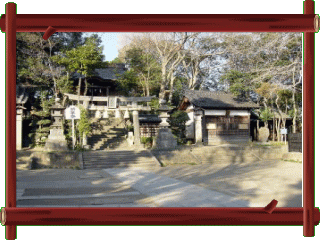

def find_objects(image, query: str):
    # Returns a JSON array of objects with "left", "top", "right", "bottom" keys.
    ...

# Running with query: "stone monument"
[
  {"left": 153, "top": 100, "right": 177, "bottom": 149},
  {"left": 258, "top": 126, "right": 270, "bottom": 143},
  {"left": 44, "top": 98, "right": 68, "bottom": 151}
]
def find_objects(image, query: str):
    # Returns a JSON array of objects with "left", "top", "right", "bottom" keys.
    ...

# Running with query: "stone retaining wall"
[{"left": 29, "top": 151, "right": 82, "bottom": 169}]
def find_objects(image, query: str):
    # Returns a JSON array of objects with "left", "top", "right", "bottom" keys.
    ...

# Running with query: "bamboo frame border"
[{"left": 0, "top": 1, "right": 319, "bottom": 239}]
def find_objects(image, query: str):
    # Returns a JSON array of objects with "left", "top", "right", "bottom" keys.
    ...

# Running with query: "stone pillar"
[
  {"left": 83, "top": 132, "right": 88, "bottom": 146},
  {"left": 115, "top": 109, "right": 121, "bottom": 118},
  {"left": 195, "top": 114, "right": 203, "bottom": 144},
  {"left": 83, "top": 100, "right": 89, "bottom": 109},
  {"left": 16, "top": 111, "right": 23, "bottom": 150},
  {"left": 132, "top": 110, "right": 140, "bottom": 145}
]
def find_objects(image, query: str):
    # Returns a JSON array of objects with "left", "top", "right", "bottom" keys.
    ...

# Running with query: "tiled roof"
[
  {"left": 93, "top": 67, "right": 126, "bottom": 80},
  {"left": 139, "top": 114, "right": 161, "bottom": 123},
  {"left": 73, "top": 66, "right": 126, "bottom": 80},
  {"left": 183, "top": 90, "right": 259, "bottom": 109}
]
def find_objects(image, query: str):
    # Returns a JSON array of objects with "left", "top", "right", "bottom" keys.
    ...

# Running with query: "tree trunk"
[
  {"left": 275, "top": 118, "right": 280, "bottom": 142},
  {"left": 168, "top": 71, "right": 176, "bottom": 104},
  {"left": 272, "top": 117, "right": 275, "bottom": 142},
  {"left": 84, "top": 77, "right": 88, "bottom": 96},
  {"left": 256, "top": 120, "right": 259, "bottom": 141},
  {"left": 77, "top": 77, "right": 82, "bottom": 105},
  {"left": 292, "top": 68, "right": 297, "bottom": 133}
]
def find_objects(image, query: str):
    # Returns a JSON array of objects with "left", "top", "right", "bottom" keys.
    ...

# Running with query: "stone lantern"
[
  {"left": 44, "top": 98, "right": 68, "bottom": 151},
  {"left": 16, "top": 105, "right": 26, "bottom": 150},
  {"left": 16, "top": 87, "right": 29, "bottom": 150},
  {"left": 153, "top": 100, "right": 177, "bottom": 149},
  {"left": 50, "top": 99, "right": 65, "bottom": 129}
]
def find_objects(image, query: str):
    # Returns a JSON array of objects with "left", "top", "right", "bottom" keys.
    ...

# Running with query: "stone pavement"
[
  {"left": 17, "top": 167, "right": 248, "bottom": 207},
  {"left": 104, "top": 168, "right": 249, "bottom": 207},
  {"left": 17, "top": 169, "right": 156, "bottom": 207},
  {"left": 150, "top": 160, "right": 302, "bottom": 207},
  {"left": 16, "top": 158, "right": 301, "bottom": 208}
]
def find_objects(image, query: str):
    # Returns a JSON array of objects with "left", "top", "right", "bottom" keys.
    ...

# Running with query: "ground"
[
  {"left": 150, "top": 160, "right": 301, "bottom": 207},
  {"left": 16, "top": 151, "right": 302, "bottom": 207}
]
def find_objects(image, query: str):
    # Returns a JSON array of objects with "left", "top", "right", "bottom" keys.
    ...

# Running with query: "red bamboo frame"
[
  {"left": 1, "top": 0, "right": 319, "bottom": 239},
  {"left": 303, "top": 0, "right": 316, "bottom": 236},
  {"left": 0, "top": 14, "right": 318, "bottom": 33},
  {"left": 1, "top": 207, "right": 320, "bottom": 226},
  {"left": 5, "top": 3, "right": 16, "bottom": 240}
]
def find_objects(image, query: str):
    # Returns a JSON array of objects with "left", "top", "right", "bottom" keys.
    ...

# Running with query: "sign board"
[
  {"left": 65, "top": 106, "right": 81, "bottom": 120},
  {"left": 108, "top": 97, "right": 117, "bottom": 108},
  {"left": 280, "top": 128, "right": 288, "bottom": 135}
]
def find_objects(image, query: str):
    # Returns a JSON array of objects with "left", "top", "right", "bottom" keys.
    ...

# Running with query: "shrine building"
[{"left": 178, "top": 90, "right": 259, "bottom": 145}]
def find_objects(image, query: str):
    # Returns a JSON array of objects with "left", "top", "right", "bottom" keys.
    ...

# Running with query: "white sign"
[
  {"left": 280, "top": 128, "right": 288, "bottom": 135},
  {"left": 108, "top": 97, "right": 117, "bottom": 108},
  {"left": 229, "top": 110, "right": 250, "bottom": 116},
  {"left": 65, "top": 106, "right": 81, "bottom": 120},
  {"left": 205, "top": 110, "right": 226, "bottom": 116}
]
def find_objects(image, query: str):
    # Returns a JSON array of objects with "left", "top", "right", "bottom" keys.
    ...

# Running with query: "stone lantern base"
[
  {"left": 44, "top": 128, "right": 68, "bottom": 151},
  {"left": 153, "top": 128, "right": 177, "bottom": 149}
]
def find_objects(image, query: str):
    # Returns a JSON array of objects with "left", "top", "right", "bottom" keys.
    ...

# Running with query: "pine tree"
[{"left": 28, "top": 91, "right": 54, "bottom": 147}]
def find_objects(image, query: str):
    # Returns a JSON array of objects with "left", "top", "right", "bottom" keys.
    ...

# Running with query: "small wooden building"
[
  {"left": 178, "top": 90, "right": 259, "bottom": 145},
  {"left": 139, "top": 114, "right": 161, "bottom": 138}
]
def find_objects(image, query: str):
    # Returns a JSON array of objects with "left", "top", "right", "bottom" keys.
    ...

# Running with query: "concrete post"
[
  {"left": 195, "top": 114, "right": 203, "bottom": 144},
  {"left": 132, "top": 110, "right": 140, "bottom": 145},
  {"left": 16, "top": 113, "right": 22, "bottom": 150}
]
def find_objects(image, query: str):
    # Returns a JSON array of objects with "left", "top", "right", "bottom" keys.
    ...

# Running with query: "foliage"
[
  {"left": 17, "top": 32, "right": 86, "bottom": 98},
  {"left": 220, "top": 70, "right": 254, "bottom": 98},
  {"left": 52, "top": 36, "right": 103, "bottom": 76},
  {"left": 170, "top": 76, "right": 188, "bottom": 107},
  {"left": 116, "top": 69, "right": 140, "bottom": 96},
  {"left": 51, "top": 35, "right": 104, "bottom": 97},
  {"left": 28, "top": 91, "right": 54, "bottom": 147},
  {"left": 117, "top": 47, "right": 161, "bottom": 96},
  {"left": 141, "top": 137, "right": 154, "bottom": 148},
  {"left": 168, "top": 110, "right": 189, "bottom": 143},
  {"left": 149, "top": 98, "right": 160, "bottom": 112},
  {"left": 126, "top": 125, "right": 134, "bottom": 132},
  {"left": 78, "top": 107, "right": 91, "bottom": 136},
  {"left": 259, "top": 107, "right": 274, "bottom": 125}
]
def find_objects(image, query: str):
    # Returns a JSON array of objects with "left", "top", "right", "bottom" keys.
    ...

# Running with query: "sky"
[{"left": 85, "top": 32, "right": 121, "bottom": 61}]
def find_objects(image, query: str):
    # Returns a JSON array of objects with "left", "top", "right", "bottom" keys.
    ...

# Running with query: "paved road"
[
  {"left": 150, "top": 160, "right": 302, "bottom": 207},
  {"left": 17, "top": 169, "right": 157, "bottom": 207},
  {"left": 17, "top": 159, "right": 301, "bottom": 208},
  {"left": 17, "top": 167, "right": 248, "bottom": 207}
]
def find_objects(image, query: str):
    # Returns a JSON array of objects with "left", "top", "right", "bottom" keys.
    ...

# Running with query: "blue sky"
[{"left": 85, "top": 32, "right": 121, "bottom": 61}]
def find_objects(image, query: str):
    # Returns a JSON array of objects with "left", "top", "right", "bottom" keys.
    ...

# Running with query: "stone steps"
[
  {"left": 82, "top": 150, "right": 160, "bottom": 169},
  {"left": 88, "top": 118, "right": 127, "bottom": 150}
]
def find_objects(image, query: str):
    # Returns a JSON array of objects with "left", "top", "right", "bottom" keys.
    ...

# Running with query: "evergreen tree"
[{"left": 28, "top": 91, "right": 54, "bottom": 147}]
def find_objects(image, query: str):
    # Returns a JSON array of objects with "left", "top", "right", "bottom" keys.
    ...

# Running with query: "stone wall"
[{"left": 30, "top": 151, "right": 82, "bottom": 169}]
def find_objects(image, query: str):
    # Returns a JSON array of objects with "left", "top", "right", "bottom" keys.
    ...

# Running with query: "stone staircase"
[
  {"left": 82, "top": 150, "right": 160, "bottom": 169},
  {"left": 190, "top": 144, "right": 259, "bottom": 164},
  {"left": 88, "top": 118, "right": 128, "bottom": 150}
]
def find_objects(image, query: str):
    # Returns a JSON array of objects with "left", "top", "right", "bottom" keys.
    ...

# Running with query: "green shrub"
[
  {"left": 168, "top": 110, "right": 189, "bottom": 144},
  {"left": 141, "top": 136, "right": 154, "bottom": 148}
]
